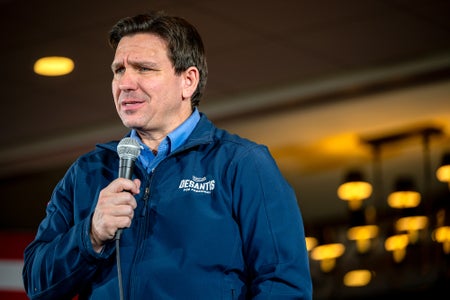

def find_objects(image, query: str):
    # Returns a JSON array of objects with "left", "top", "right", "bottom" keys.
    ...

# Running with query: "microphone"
[{"left": 115, "top": 137, "right": 141, "bottom": 239}]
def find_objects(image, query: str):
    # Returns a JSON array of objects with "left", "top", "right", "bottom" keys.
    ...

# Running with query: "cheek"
[
  {"left": 111, "top": 81, "right": 120, "bottom": 101},
  {"left": 111, "top": 79, "right": 118, "bottom": 94}
]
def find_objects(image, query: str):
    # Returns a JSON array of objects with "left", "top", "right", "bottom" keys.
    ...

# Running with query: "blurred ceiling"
[{"left": 2, "top": 0, "right": 450, "bottom": 298}]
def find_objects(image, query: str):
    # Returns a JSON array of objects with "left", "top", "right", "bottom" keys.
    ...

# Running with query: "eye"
[
  {"left": 114, "top": 66, "right": 125, "bottom": 74},
  {"left": 138, "top": 66, "right": 152, "bottom": 72}
]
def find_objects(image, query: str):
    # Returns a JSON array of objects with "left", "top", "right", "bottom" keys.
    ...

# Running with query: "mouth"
[{"left": 120, "top": 98, "right": 145, "bottom": 111}]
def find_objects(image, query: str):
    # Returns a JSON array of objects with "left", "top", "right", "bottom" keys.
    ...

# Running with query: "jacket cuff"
[{"left": 80, "top": 215, "right": 115, "bottom": 261}]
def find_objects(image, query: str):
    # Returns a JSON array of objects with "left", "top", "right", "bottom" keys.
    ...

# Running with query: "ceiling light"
[
  {"left": 310, "top": 243, "right": 345, "bottom": 272},
  {"left": 337, "top": 171, "right": 372, "bottom": 210},
  {"left": 33, "top": 56, "right": 74, "bottom": 76},
  {"left": 384, "top": 234, "right": 409, "bottom": 263},
  {"left": 436, "top": 152, "right": 450, "bottom": 189},
  {"left": 433, "top": 208, "right": 450, "bottom": 254},
  {"left": 395, "top": 215, "right": 428, "bottom": 244},
  {"left": 343, "top": 269, "right": 373, "bottom": 287},
  {"left": 305, "top": 236, "right": 318, "bottom": 251},
  {"left": 347, "top": 225, "right": 379, "bottom": 253},
  {"left": 387, "top": 177, "right": 421, "bottom": 209},
  {"left": 433, "top": 226, "right": 450, "bottom": 254}
]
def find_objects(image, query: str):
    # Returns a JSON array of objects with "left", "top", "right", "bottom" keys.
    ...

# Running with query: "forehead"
[{"left": 115, "top": 33, "right": 169, "bottom": 57}]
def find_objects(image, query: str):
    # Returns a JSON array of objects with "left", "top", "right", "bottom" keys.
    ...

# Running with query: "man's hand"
[{"left": 90, "top": 178, "right": 141, "bottom": 252}]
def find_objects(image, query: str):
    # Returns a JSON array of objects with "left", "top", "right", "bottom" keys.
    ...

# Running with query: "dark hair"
[{"left": 109, "top": 11, "right": 208, "bottom": 107}]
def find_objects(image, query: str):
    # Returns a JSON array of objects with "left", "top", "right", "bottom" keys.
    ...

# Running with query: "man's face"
[{"left": 111, "top": 33, "right": 192, "bottom": 137}]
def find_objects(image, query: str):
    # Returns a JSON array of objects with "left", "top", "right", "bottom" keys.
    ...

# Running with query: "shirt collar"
[{"left": 130, "top": 107, "right": 200, "bottom": 155}]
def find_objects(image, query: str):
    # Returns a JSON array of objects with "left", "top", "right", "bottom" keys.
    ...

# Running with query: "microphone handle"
[
  {"left": 115, "top": 158, "right": 136, "bottom": 240},
  {"left": 118, "top": 158, "right": 135, "bottom": 179}
]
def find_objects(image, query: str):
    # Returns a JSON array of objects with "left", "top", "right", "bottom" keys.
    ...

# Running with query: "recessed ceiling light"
[{"left": 33, "top": 56, "right": 74, "bottom": 76}]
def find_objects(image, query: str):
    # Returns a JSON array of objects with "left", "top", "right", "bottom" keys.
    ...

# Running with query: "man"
[{"left": 23, "top": 11, "right": 313, "bottom": 299}]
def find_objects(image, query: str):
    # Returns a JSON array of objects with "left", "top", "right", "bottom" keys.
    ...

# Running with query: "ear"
[{"left": 181, "top": 66, "right": 200, "bottom": 99}]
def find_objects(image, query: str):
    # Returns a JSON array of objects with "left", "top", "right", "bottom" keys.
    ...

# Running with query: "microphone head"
[{"left": 117, "top": 137, "right": 141, "bottom": 161}]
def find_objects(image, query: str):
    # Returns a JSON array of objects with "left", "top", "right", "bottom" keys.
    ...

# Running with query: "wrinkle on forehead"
[{"left": 111, "top": 33, "right": 168, "bottom": 70}]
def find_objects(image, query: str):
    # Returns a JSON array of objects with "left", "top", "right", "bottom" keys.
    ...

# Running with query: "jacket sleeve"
[
  {"left": 232, "top": 144, "right": 313, "bottom": 300},
  {"left": 22, "top": 161, "right": 116, "bottom": 300}
]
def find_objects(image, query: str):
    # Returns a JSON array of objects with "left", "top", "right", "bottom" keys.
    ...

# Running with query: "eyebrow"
[
  {"left": 111, "top": 60, "right": 159, "bottom": 71},
  {"left": 111, "top": 61, "right": 121, "bottom": 71}
]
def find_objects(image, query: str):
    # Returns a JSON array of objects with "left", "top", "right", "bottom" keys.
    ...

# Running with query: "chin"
[
  {"left": 121, "top": 120, "right": 138, "bottom": 129},
  {"left": 121, "top": 115, "right": 139, "bottom": 126}
]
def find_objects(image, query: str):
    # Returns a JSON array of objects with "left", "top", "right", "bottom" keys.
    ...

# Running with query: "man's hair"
[{"left": 109, "top": 11, "right": 208, "bottom": 107}]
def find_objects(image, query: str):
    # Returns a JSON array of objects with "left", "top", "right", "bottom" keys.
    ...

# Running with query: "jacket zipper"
[
  {"left": 141, "top": 186, "right": 150, "bottom": 217},
  {"left": 128, "top": 182, "right": 151, "bottom": 300}
]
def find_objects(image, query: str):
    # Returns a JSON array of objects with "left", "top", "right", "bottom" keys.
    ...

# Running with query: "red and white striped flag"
[{"left": 0, "top": 231, "right": 35, "bottom": 300}]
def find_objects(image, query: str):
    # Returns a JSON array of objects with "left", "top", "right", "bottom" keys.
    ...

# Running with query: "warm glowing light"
[
  {"left": 338, "top": 181, "right": 372, "bottom": 200},
  {"left": 305, "top": 237, "right": 318, "bottom": 251},
  {"left": 433, "top": 226, "right": 450, "bottom": 254},
  {"left": 384, "top": 234, "right": 409, "bottom": 263},
  {"left": 311, "top": 243, "right": 345, "bottom": 260},
  {"left": 395, "top": 216, "right": 428, "bottom": 244},
  {"left": 436, "top": 164, "right": 450, "bottom": 189},
  {"left": 387, "top": 191, "right": 421, "bottom": 208},
  {"left": 343, "top": 269, "right": 373, "bottom": 287},
  {"left": 311, "top": 243, "right": 345, "bottom": 272},
  {"left": 338, "top": 181, "right": 372, "bottom": 210},
  {"left": 436, "top": 164, "right": 450, "bottom": 181},
  {"left": 347, "top": 225, "right": 379, "bottom": 253},
  {"left": 34, "top": 56, "right": 74, "bottom": 76},
  {"left": 319, "top": 133, "right": 364, "bottom": 156},
  {"left": 436, "top": 152, "right": 450, "bottom": 188}
]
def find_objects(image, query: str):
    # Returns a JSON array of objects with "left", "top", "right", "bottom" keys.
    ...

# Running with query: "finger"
[
  {"left": 132, "top": 178, "right": 141, "bottom": 195},
  {"left": 113, "top": 191, "right": 138, "bottom": 209},
  {"left": 115, "top": 215, "right": 134, "bottom": 229},
  {"left": 107, "top": 178, "right": 140, "bottom": 194},
  {"left": 110, "top": 200, "right": 136, "bottom": 217}
]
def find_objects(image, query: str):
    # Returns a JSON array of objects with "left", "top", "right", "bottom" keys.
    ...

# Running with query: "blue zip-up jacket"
[{"left": 23, "top": 113, "right": 312, "bottom": 299}]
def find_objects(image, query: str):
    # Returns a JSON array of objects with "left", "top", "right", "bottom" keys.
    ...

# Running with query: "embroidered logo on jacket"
[{"left": 178, "top": 175, "right": 215, "bottom": 194}]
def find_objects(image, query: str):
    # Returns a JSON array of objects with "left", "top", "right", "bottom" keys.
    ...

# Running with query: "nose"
[{"left": 118, "top": 69, "right": 138, "bottom": 91}]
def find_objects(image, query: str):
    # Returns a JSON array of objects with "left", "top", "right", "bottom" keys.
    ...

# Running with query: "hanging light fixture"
[
  {"left": 346, "top": 206, "right": 379, "bottom": 254},
  {"left": 387, "top": 177, "right": 421, "bottom": 209},
  {"left": 384, "top": 233, "right": 409, "bottom": 263},
  {"left": 387, "top": 176, "right": 428, "bottom": 245},
  {"left": 433, "top": 225, "right": 450, "bottom": 254},
  {"left": 338, "top": 171, "right": 373, "bottom": 211},
  {"left": 432, "top": 208, "right": 450, "bottom": 254},
  {"left": 347, "top": 225, "right": 379, "bottom": 254},
  {"left": 395, "top": 215, "right": 428, "bottom": 244},
  {"left": 305, "top": 236, "right": 318, "bottom": 251},
  {"left": 310, "top": 243, "right": 345, "bottom": 272},
  {"left": 434, "top": 226, "right": 450, "bottom": 254},
  {"left": 436, "top": 152, "right": 450, "bottom": 189},
  {"left": 343, "top": 269, "right": 373, "bottom": 287}
]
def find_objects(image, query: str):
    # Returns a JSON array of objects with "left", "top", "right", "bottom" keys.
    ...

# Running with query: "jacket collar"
[{"left": 95, "top": 112, "right": 215, "bottom": 154}]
